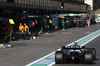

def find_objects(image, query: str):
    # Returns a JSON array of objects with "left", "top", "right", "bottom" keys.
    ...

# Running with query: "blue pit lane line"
[{"left": 26, "top": 30, "right": 100, "bottom": 66}]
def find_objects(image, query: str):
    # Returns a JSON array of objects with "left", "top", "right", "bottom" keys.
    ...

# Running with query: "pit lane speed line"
[{"left": 26, "top": 29, "right": 100, "bottom": 66}]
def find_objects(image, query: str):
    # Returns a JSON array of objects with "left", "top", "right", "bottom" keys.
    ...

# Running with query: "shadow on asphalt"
[{"left": 12, "top": 43, "right": 27, "bottom": 46}]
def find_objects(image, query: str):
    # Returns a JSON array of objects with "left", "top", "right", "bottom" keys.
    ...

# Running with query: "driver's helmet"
[{"left": 74, "top": 42, "right": 78, "bottom": 44}]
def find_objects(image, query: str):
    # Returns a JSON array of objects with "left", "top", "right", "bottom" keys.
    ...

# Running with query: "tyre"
[
  {"left": 84, "top": 51, "right": 93, "bottom": 64},
  {"left": 89, "top": 48, "right": 96, "bottom": 60},
  {"left": 82, "top": 46, "right": 85, "bottom": 48},
  {"left": 55, "top": 51, "right": 64, "bottom": 64}
]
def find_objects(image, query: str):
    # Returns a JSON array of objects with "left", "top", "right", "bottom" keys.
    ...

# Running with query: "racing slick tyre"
[
  {"left": 84, "top": 51, "right": 93, "bottom": 64},
  {"left": 82, "top": 46, "right": 85, "bottom": 48},
  {"left": 55, "top": 51, "right": 64, "bottom": 64},
  {"left": 89, "top": 48, "right": 96, "bottom": 60}
]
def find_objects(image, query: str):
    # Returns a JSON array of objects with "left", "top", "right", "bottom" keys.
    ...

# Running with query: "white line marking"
[
  {"left": 67, "top": 30, "right": 100, "bottom": 47},
  {"left": 26, "top": 30, "right": 100, "bottom": 66},
  {"left": 48, "top": 62, "right": 55, "bottom": 66},
  {"left": 81, "top": 34, "right": 100, "bottom": 47},
  {"left": 26, "top": 52, "right": 55, "bottom": 66}
]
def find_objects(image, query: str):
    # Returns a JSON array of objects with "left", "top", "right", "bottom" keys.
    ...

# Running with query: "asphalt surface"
[
  {"left": 0, "top": 24, "right": 100, "bottom": 66},
  {"left": 53, "top": 32, "right": 100, "bottom": 66}
]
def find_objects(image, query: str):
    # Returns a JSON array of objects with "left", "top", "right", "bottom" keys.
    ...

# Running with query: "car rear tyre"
[
  {"left": 89, "top": 48, "right": 96, "bottom": 60},
  {"left": 84, "top": 51, "right": 93, "bottom": 64},
  {"left": 55, "top": 51, "right": 64, "bottom": 64},
  {"left": 82, "top": 46, "right": 85, "bottom": 48}
]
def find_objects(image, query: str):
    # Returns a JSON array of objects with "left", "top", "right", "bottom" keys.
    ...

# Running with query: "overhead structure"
[{"left": 0, "top": 0, "right": 91, "bottom": 18}]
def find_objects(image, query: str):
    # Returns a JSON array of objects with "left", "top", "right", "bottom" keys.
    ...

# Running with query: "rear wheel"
[
  {"left": 84, "top": 51, "right": 93, "bottom": 64},
  {"left": 89, "top": 48, "right": 96, "bottom": 60},
  {"left": 55, "top": 51, "right": 64, "bottom": 64},
  {"left": 82, "top": 46, "right": 85, "bottom": 48}
]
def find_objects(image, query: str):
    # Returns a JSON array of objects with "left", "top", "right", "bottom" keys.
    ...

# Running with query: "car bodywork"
[{"left": 55, "top": 43, "right": 96, "bottom": 64}]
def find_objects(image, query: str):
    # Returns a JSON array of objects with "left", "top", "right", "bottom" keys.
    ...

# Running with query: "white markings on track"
[{"left": 26, "top": 29, "right": 100, "bottom": 66}]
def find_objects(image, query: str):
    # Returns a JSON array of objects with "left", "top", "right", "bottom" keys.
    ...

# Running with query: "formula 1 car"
[{"left": 55, "top": 43, "right": 96, "bottom": 64}]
